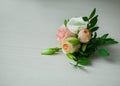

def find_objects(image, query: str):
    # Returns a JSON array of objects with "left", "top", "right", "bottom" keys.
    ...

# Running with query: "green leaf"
[
  {"left": 89, "top": 8, "right": 96, "bottom": 19},
  {"left": 105, "top": 38, "right": 118, "bottom": 44},
  {"left": 98, "top": 49, "right": 109, "bottom": 56},
  {"left": 96, "top": 38, "right": 105, "bottom": 46},
  {"left": 90, "top": 26, "right": 99, "bottom": 32},
  {"left": 41, "top": 47, "right": 61, "bottom": 55},
  {"left": 66, "top": 53, "right": 76, "bottom": 60},
  {"left": 67, "top": 37, "right": 80, "bottom": 46},
  {"left": 89, "top": 15, "right": 98, "bottom": 28},
  {"left": 64, "top": 19, "right": 68, "bottom": 27},
  {"left": 87, "top": 23, "right": 90, "bottom": 29},
  {"left": 85, "top": 45, "right": 96, "bottom": 56},
  {"left": 101, "top": 34, "right": 109, "bottom": 39},
  {"left": 82, "top": 16, "right": 89, "bottom": 21},
  {"left": 93, "top": 32, "right": 97, "bottom": 39},
  {"left": 78, "top": 57, "right": 90, "bottom": 65},
  {"left": 82, "top": 44, "right": 87, "bottom": 52}
]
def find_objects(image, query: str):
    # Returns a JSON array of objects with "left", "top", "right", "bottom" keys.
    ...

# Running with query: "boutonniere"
[{"left": 41, "top": 8, "right": 118, "bottom": 67}]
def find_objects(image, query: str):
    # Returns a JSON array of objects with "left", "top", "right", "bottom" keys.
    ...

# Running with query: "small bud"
[
  {"left": 41, "top": 47, "right": 61, "bottom": 55},
  {"left": 78, "top": 28, "right": 91, "bottom": 43},
  {"left": 41, "top": 49, "right": 56, "bottom": 55}
]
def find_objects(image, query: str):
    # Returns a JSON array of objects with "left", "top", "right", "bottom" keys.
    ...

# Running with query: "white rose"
[{"left": 67, "top": 17, "right": 87, "bottom": 34}]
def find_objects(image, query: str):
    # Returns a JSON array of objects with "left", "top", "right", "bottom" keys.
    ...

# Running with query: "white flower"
[{"left": 67, "top": 17, "right": 87, "bottom": 34}]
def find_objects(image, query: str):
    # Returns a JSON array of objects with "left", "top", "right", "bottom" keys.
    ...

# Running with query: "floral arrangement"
[{"left": 41, "top": 8, "right": 118, "bottom": 67}]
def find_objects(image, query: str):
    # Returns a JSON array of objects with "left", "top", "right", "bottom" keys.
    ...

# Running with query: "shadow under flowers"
[
  {"left": 69, "top": 63, "right": 90, "bottom": 73},
  {"left": 89, "top": 45, "right": 120, "bottom": 65}
]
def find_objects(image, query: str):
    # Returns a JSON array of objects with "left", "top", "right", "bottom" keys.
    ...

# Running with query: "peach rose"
[
  {"left": 57, "top": 25, "right": 76, "bottom": 41},
  {"left": 78, "top": 28, "right": 91, "bottom": 43},
  {"left": 61, "top": 40, "right": 80, "bottom": 54}
]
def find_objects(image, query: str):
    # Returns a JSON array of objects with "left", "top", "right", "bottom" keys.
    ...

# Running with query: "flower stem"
[{"left": 75, "top": 61, "right": 79, "bottom": 67}]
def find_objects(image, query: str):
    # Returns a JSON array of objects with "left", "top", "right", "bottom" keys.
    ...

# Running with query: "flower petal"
[{"left": 67, "top": 17, "right": 87, "bottom": 34}]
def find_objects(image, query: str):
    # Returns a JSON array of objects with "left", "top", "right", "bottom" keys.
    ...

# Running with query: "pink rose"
[
  {"left": 57, "top": 25, "right": 76, "bottom": 41},
  {"left": 78, "top": 28, "right": 91, "bottom": 43}
]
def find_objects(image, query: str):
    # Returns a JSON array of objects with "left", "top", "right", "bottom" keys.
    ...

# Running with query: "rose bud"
[
  {"left": 78, "top": 28, "right": 91, "bottom": 43},
  {"left": 61, "top": 37, "right": 80, "bottom": 54}
]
